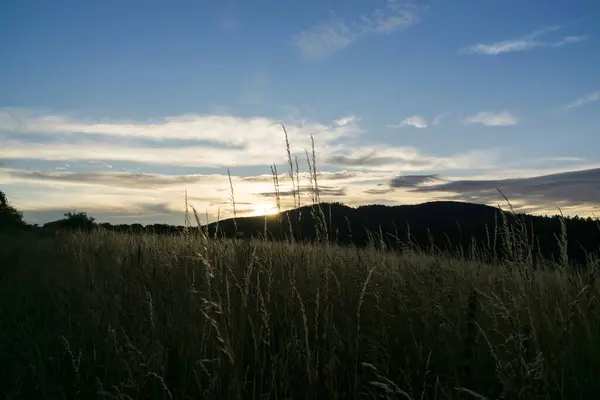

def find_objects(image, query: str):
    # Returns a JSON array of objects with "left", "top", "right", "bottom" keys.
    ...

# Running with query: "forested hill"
[{"left": 205, "top": 201, "right": 600, "bottom": 266}]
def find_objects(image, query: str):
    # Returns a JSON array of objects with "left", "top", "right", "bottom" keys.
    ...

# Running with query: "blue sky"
[{"left": 1, "top": 0, "right": 600, "bottom": 224}]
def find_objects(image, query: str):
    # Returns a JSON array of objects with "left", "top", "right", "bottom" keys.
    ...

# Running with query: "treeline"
[
  {"left": 39, "top": 202, "right": 600, "bottom": 267},
  {"left": 2, "top": 187, "right": 600, "bottom": 268}
]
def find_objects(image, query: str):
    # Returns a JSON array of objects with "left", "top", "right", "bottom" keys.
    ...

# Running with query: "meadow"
[{"left": 2, "top": 222, "right": 600, "bottom": 399}]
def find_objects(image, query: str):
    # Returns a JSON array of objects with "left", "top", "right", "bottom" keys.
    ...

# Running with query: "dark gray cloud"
[
  {"left": 205, "top": 200, "right": 254, "bottom": 208},
  {"left": 10, "top": 170, "right": 212, "bottom": 189},
  {"left": 257, "top": 185, "right": 346, "bottom": 198},
  {"left": 390, "top": 174, "right": 440, "bottom": 188},
  {"left": 317, "top": 171, "right": 362, "bottom": 180},
  {"left": 241, "top": 171, "right": 362, "bottom": 182},
  {"left": 363, "top": 187, "right": 394, "bottom": 195},
  {"left": 327, "top": 154, "right": 395, "bottom": 167},
  {"left": 412, "top": 168, "right": 600, "bottom": 210},
  {"left": 361, "top": 174, "right": 440, "bottom": 195},
  {"left": 327, "top": 152, "right": 432, "bottom": 168}
]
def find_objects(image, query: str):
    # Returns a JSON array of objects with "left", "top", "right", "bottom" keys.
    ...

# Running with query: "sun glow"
[{"left": 250, "top": 204, "right": 279, "bottom": 217}]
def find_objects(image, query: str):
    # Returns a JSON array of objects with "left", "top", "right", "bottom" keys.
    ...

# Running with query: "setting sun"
[{"left": 249, "top": 204, "right": 279, "bottom": 217}]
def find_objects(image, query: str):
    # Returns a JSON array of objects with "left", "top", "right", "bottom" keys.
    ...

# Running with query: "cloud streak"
[
  {"left": 463, "top": 111, "right": 518, "bottom": 127},
  {"left": 564, "top": 91, "right": 600, "bottom": 110},
  {"left": 8, "top": 170, "right": 221, "bottom": 189},
  {"left": 461, "top": 25, "right": 586, "bottom": 55},
  {"left": 390, "top": 174, "right": 440, "bottom": 188},
  {"left": 257, "top": 185, "right": 346, "bottom": 198},
  {"left": 386, "top": 115, "right": 428, "bottom": 129},
  {"left": 0, "top": 107, "right": 359, "bottom": 148},
  {"left": 292, "top": 0, "right": 422, "bottom": 58}
]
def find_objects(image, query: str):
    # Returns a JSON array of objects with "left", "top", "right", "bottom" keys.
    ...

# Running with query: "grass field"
[{"left": 2, "top": 227, "right": 600, "bottom": 399}]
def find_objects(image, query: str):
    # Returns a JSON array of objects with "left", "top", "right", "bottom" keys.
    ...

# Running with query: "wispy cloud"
[
  {"left": 8, "top": 170, "right": 219, "bottom": 189},
  {"left": 461, "top": 25, "right": 586, "bottom": 55},
  {"left": 386, "top": 115, "right": 428, "bottom": 129},
  {"left": 0, "top": 108, "right": 364, "bottom": 168},
  {"left": 257, "top": 185, "right": 347, "bottom": 198},
  {"left": 564, "top": 91, "right": 600, "bottom": 110},
  {"left": 463, "top": 111, "right": 518, "bottom": 127},
  {"left": 390, "top": 174, "right": 440, "bottom": 188},
  {"left": 292, "top": 0, "right": 422, "bottom": 58},
  {"left": 1, "top": 107, "right": 354, "bottom": 147},
  {"left": 292, "top": 19, "right": 356, "bottom": 58}
]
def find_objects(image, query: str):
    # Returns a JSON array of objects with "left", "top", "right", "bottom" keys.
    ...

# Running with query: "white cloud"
[
  {"left": 0, "top": 137, "right": 499, "bottom": 174},
  {"left": 0, "top": 140, "right": 255, "bottom": 168},
  {"left": 0, "top": 108, "right": 500, "bottom": 173},
  {"left": 1, "top": 107, "right": 352, "bottom": 147},
  {"left": 386, "top": 115, "right": 428, "bottom": 129},
  {"left": 292, "top": 0, "right": 421, "bottom": 58},
  {"left": 292, "top": 19, "right": 357, "bottom": 59},
  {"left": 461, "top": 25, "right": 586, "bottom": 55},
  {"left": 0, "top": 107, "right": 364, "bottom": 167},
  {"left": 564, "top": 91, "right": 600, "bottom": 110},
  {"left": 463, "top": 111, "right": 518, "bottom": 127}
]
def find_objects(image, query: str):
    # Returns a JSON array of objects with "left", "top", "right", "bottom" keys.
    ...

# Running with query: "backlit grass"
[{"left": 1, "top": 228, "right": 600, "bottom": 399}]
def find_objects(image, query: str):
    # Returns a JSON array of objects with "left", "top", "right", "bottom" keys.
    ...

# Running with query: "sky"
[{"left": 1, "top": 0, "right": 600, "bottom": 225}]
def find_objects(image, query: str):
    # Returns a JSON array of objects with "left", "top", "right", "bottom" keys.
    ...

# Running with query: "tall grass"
[
  {"left": 2, "top": 230, "right": 600, "bottom": 399},
  {"left": 1, "top": 130, "right": 600, "bottom": 399}
]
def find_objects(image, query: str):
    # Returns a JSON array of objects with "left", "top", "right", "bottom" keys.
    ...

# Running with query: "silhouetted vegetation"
[
  {"left": 43, "top": 211, "right": 98, "bottom": 231},
  {"left": 9, "top": 195, "right": 600, "bottom": 268},
  {"left": 0, "top": 189, "right": 26, "bottom": 230},
  {"left": 36, "top": 199, "right": 595, "bottom": 268}
]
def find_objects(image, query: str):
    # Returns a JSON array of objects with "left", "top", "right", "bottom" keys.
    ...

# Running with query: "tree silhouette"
[
  {"left": 43, "top": 211, "right": 97, "bottom": 231},
  {"left": 0, "top": 189, "right": 26, "bottom": 230}
]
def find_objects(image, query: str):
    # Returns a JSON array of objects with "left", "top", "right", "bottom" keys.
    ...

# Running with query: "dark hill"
[
  {"left": 207, "top": 201, "right": 600, "bottom": 267},
  {"left": 38, "top": 200, "right": 600, "bottom": 267}
]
